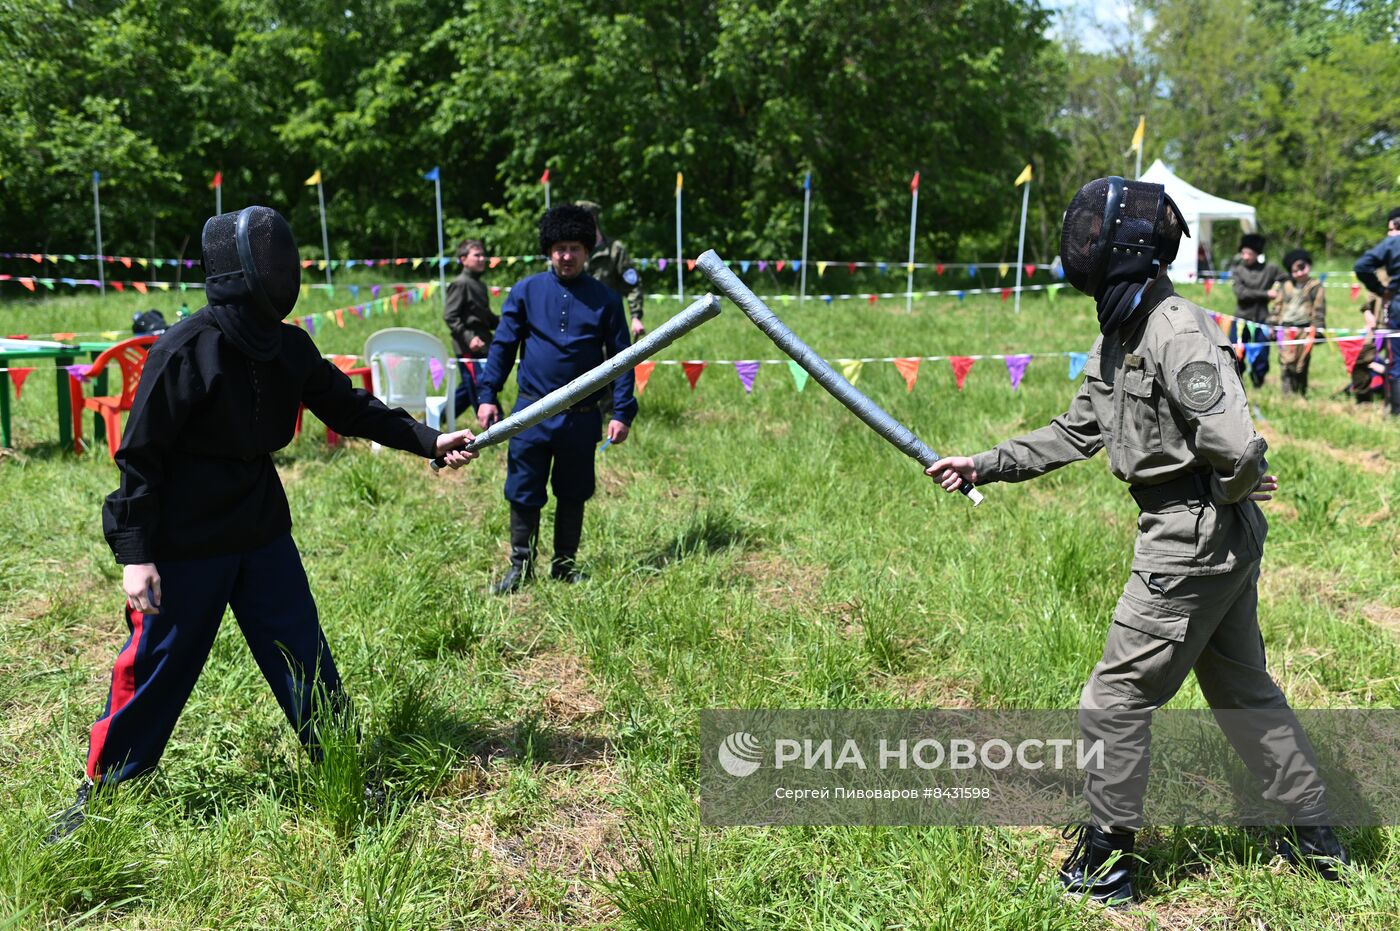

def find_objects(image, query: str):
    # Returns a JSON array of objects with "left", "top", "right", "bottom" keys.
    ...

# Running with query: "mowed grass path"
[{"left": 2, "top": 280, "right": 1397, "bottom": 929}]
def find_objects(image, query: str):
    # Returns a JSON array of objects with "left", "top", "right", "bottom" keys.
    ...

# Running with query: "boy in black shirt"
[{"left": 48, "top": 207, "right": 477, "bottom": 841}]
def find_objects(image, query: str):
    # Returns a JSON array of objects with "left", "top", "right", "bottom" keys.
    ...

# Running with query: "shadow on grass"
[{"left": 638, "top": 508, "right": 753, "bottom": 570}]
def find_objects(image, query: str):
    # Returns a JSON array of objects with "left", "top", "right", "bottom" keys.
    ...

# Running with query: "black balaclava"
[
  {"left": 201, "top": 206, "right": 301, "bottom": 361},
  {"left": 1060, "top": 177, "right": 1188, "bottom": 335}
]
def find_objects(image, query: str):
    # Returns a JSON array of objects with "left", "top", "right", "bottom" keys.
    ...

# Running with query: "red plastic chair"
[
  {"left": 296, "top": 355, "right": 373, "bottom": 446},
  {"left": 70, "top": 334, "right": 159, "bottom": 457}
]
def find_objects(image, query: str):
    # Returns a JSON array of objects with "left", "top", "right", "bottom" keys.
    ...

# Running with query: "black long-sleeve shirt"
[
  {"left": 443, "top": 269, "right": 497, "bottom": 358},
  {"left": 103, "top": 312, "right": 440, "bottom": 564}
]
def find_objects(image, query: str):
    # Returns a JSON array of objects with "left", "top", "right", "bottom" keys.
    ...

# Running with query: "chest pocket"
[{"left": 1118, "top": 364, "right": 1163, "bottom": 452}]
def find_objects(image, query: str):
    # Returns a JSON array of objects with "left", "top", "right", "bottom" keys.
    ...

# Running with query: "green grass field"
[{"left": 2, "top": 278, "right": 1397, "bottom": 929}]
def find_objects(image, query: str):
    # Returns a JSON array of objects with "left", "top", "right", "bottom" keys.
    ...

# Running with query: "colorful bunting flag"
[
  {"left": 1068, "top": 352, "right": 1088, "bottom": 379},
  {"left": 1005, "top": 354, "right": 1032, "bottom": 390},
  {"left": 841, "top": 359, "right": 863, "bottom": 384},
  {"left": 1203, "top": 278, "right": 1214, "bottom": 296},
  {"left": 1338, "top": 337, "right": 1366, "bottom": 373},
  {"left": 1350, "top": 283, "right": 1361, "bottom": 301},
  {"left": 682, "top": 360, "right": 706, "bottom": 391},
  {"left": 949, "top": 356, "right": 975, "bottom": 390},
  {"left": 788, "top": 361, "right": 810, "bottom": 392},
  {"left": 893, "top": 357, "right": 921, "bottom": 393},
  {"left": 10, "top": 367, "right": 33, "bottom": 399},
  {"left": 1000, "top": 288, "right": 1011, "bottom": 302},
  {"left": 428, "top": 357, "right": 445, "bottom": 389},
  {"left": 817, "top": 262, "right": 829, "bottom": 276},
  {"left": 634, "top": 360, "right": 656, "bottom": 394},
  {"left": 998, "top": 263, "right": 1010, "bottom": 279},
  {"left": 734, "top": 361, "right": 760, "bottom": 393}
]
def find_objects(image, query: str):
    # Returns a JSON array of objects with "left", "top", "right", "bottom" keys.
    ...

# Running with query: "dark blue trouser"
[
  {"left": 503, "top": 407, "right": 601, "bottom": 508},
  {"left": 86, "top": 533, "right": 341, "bottom": 784},
  {"left": 454, "top": 360, "right": 482, "bottom": 421}
]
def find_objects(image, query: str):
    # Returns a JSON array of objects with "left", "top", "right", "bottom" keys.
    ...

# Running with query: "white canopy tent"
[{"left": 1139, "top": 159, "right": 1258, "bottom": 283}]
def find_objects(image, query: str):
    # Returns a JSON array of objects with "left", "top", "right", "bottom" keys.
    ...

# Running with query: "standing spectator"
[
  {"left": 1269, "top": 249, "right": 1326, "bottom": 396},
  {"left": 1230, "top": 233, "right": 1285, "bottom": 389},
  {"left": 1354, "top": 208, "right": 1400, "bottom": 416},
  {"left": 577, "top": 201, "right": 645, "bottom": 339},
  {"left": 476, "top": 205, "right": 636, "bottom": 593},
  {"left": 443, "top": 239, "right": 498, "bottom": 419}
]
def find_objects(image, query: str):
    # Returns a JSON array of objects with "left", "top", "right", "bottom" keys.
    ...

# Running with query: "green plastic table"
[{"left": 0, "top": 340, "right": 118, "bottom": 450}]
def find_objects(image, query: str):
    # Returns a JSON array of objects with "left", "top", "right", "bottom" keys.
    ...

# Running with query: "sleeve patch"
[
  {"left": 1176, "top": 360, "right": 1222, "bottom": 411},
  {"left": 622, "top": 268, "right": 639, "bottom": 286}
]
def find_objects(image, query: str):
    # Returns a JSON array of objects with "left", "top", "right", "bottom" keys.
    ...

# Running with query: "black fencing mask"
[
  {"left": 1060, "top": 177, "right": 1189, "bottom": 334},
  {"left": 201, "top": 206, "right": 301, "bottom": 360}
]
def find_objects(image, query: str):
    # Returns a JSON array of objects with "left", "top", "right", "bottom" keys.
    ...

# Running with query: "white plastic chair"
[{"left": 364, "top": 328, "right": 457, "bottom": 449}]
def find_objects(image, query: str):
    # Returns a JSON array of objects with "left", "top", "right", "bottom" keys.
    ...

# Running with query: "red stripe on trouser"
[{"left": 86, "top": 608, "right": 145, "bottom": 780}]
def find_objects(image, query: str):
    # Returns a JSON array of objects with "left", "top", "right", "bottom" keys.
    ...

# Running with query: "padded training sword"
[
  {"left": 430, "top": 293, "right": 722, "bottom": 471},
  {"left": 695, "top": 250, "right": 983, "bottom": 505}
]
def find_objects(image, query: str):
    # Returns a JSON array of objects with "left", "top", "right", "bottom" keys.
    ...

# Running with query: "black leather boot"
[
  {"left": 1058, "top": 824, "right": 1136, "bottom": 906},
  {"left": 1277, "top": 825, "right": 1349, "bottom": 882},
  {"left": 44, "top": 781, "right": 93, "bottom": 844},
  {"left": 493, "top": 505, "right": 539, "bottom": 595},
  {"left": 551, "top": 498, "right": 586, "bottom": 582}
]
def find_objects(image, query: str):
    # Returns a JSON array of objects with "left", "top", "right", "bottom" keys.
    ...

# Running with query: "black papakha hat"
[
  {"left": 538, "top": 204, "right": 597, "bottom": 255},
  {"left": 1282, "top": 249, "right": 1312, "bottom": 271},
  {"left": 1240, "top": 232, "right": 1266, "bottom": 253}
]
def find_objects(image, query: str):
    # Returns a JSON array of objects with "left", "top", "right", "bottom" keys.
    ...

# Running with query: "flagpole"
[
  {"left": 1013, "top": 178, "right": 1030, "bottom": 315},
  {"left": 92, "top": 171, "right": 105, "bottom": 296},
  {"left": 316, "top": 178, "right": 332, "bottom": 288},
  {"left": 1135, "top": 138, "right": 1143, "bottom": 180},
  {"left": 545, "top": 179, "right": 551, "bottom": 211},
  {"left": 906, "top": 172, "right": 919, "bottom": 314},
  {"left": 800, "top": 172, "right": 811, "bottom": 304},
  {"left": 675, "top": 172, "right": 684, "bottom": 302},
  {"left": 433, "top": 170, "right": 447, "bottom": 306},
  {"left": 215, "top": 175, "right": 222, "bottom": 215}
]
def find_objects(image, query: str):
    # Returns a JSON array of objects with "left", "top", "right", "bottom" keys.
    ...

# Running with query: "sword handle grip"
[{"left": 959, "top": 481, "right": 984, "bottom": 506}]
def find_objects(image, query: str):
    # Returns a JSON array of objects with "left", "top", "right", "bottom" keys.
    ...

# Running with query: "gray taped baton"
[
  {"left": 431, "top": 293, "right": 722, "bottom": 471},
  {"left": 695, "top": 251, "right": 983, "bottom": 505}
]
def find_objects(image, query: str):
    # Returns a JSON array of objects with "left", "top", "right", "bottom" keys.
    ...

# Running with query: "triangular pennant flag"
[
  {"left": 967, "top": 264, "right": 978, "bottom": 277},
  {"left": 136, "top": 258, "right": 148, "bottom": 268},
  {"left": 840, "top": 359, "right": 863, "bottom": 384},
  {"left": 1244, "top": 339, "right": 1265, "bottom": 367},
  {"left": 893, "top": 357, "right": 921, "bottom": 393},
  {"left": 306, "top": 316, "right": 316, "bottom": 336},
  {"left": 739, "top": 260, "right": 750, "bottom": 273},
  {"left": 757, "top": 260, "right": 768, "bottom": 272},
  {"left": 776, "top": 260, "right": 786, "bottom": 273},
  {"left": 132, "top": 281, "right": 148, "bottom": 294},
  {"left": 1000, "top": 288, "right": 1011, "bottom": 302},
  {"left": 1203, "top": 278, "right": 1214, "bottom": 296},
  {"left": 792, "top": 261, "right": 801, "bottom": 272},
  {"left": 111, "top": 281, "right": 124, "bottom": 292},
  {"left": 10, "top": 367, "right": 34, "bottom": 399},
  {"left": 817, "top": 262, "right": 829, "bottom": 276},
  {"left": 1046, "top": 283, "right": 1062, "bottom": 302},
  {"left": 998, "top": 263, "right": 1010, "bottom": 278},
  {"left": 1302, "top": 325, "right": 1317, "bottom": 358},
  {"left": 428, "top": 357, "right": 445, "bottom": 390},
  {"left": 788, "top": 360, "right": 810, "bottom": 392},
  {"left": 633, "top": 360, "right": 656, "bottom": 394},
  {"left": 866, "top": 294, "right": 877, "bottom": 305},
  {"left": 1068, "top": 352, "right": 1088, "bottom": 379},
  {"left": 823, "top": 295, "right": 833, "bottom": 305},
  {"left": 490, "top": 286, "right": 501, "bottom": 297},
  {"left": 686, "top": 259, "right": 696, "bottom": 272},
  {"left": 349, "top": 285, "right": 360, "bottom": 299},
  {"left": 949, "top": 356, "right": 975, "bottom": 390},
  {"left": 489, "top": 256, "right": 501, "bottom": 268},
  {"left": 1213, "top": 313, "right": 1231, "bottom": 337},
  {"left": 1337, "top": 336, "right": 1365, "bottom": 373},
  {"left": 1350, "top": 283, "right": 1361, "bottom": 301},
  {"left": 734, "top": 361, "right": 760, "bottom": 393},
  {"left": 658, "top": 258, "right": 668, "bottom": 271},
  {"left": 51, "top": 332, "right": 77, "bottom": 341},
  {"left": 120, "top": 257, "right": 132, "bottom": 268},
  {"left": 65, "top": 364, "right": 91, "bottom": 382},
  {"left": 1005, "top": 354, "right": 1032, "bottom": 390},
  {"left": 100, "top": 330, "right": 120, "bottom": 340},
  {"left": 1024, "top": 264, "right": 1036, "bottom": 278},
  {"left": 955, "top": 290, "right": 966, "bottom": 301},
  {"left": 335, "top": 308, "right": 345, "bottom": 328},
  {"left": 19, "top": 278, "right": 35, "bottom": 291},
  {"left": 935, "top": 263, "right": 945, "bottom": 276},
  {"left": 681, "top": 361, "right": 706, "bottom": 390}
]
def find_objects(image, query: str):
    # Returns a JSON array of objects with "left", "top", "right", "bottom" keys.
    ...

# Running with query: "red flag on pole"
[
  {"left": 211, "top": 171, "right": 222, "bottom": 189},
  {"left": 540, "top": 168, "right": 550, "bottom": 185},
  {"left": 910, "top": 171, "right": 920, "bottom": 192}
]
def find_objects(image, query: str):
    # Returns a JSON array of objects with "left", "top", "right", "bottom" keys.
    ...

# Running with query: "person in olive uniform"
[
  {"left": 928, "top": 178, "right": 1347, "bottom": 905},
  {"left": 442, "top": 238, "right": 498, "bottom": 417},
  {"left": 577, "top": 201, "right": 645, "bottom": 339},
  {"left": 1269, "top": 249, "right": 1326, "bottom": 396},
  {"left": 1230, "top": 233, "right": 1285, "bottom": 388}
]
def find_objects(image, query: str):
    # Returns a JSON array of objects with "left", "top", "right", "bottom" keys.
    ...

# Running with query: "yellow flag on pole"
[
  {"left": 305, "top": 169, "right": 322, "bottom": 186},
  {"left": 1014, "top": 164, "right": 1033, "bottom": 186},
  {"left": 1130, "top": 116, "right": 1145, "bottom": 153},
  {"left": 675, "top": 172, "right": 683, "bottom": 195}
]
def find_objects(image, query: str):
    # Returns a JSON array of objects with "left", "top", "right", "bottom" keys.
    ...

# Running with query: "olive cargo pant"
[{"left": 1079, "top": 561, "right": 1329, "bottom": 828}]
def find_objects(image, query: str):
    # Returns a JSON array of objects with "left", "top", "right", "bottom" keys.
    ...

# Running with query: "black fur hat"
[
  {"left": 1282, "top": 249, "right": 1312, "bottom": 271},
  {"left": 538, "top": 204, "right": 597, "bottom": 255},
  {"left": 1239, "top": 232, "right": 1266, "bottom": 253}
]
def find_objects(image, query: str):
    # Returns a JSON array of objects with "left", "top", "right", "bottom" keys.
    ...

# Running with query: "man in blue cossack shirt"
[
  {"left": 1354, "top": 207, "right": 1400, "bottom": 416},
  {"left": 476, "top": 204, "right": 637, "bottom": 592}
]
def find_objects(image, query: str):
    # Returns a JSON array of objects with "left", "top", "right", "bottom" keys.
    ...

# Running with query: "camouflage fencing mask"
[
  {"left": 1060, "top": 177, "right": 1188, "bottom": 334},
  {"left": 201, "top": 206, "right": 301, "bottom": 360}
]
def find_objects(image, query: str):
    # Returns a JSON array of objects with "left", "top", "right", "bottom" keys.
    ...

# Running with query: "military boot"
[
  {"left": 551, "top": 499, "right": 586, "bottom": 583},
  {"left": 1277, "top": 825, "right": 1349, "bottom": 882},
  {"left": 1058, "top": 824, "right": 1136, "bottom": 906},
  {"left": 493, "top": 505, "right": 539, "bottom": 595},
  {"left": 44, "top": 781, "right": 93, "bottom": 844}
]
